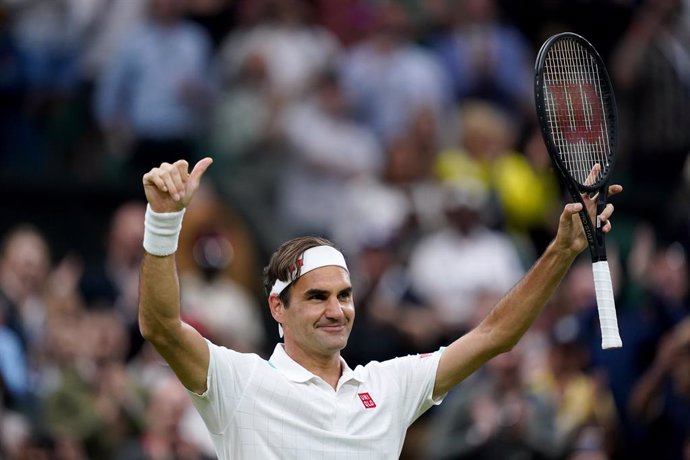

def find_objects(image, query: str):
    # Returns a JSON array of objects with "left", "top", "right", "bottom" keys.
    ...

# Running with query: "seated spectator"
[
  {"left": 435, "top": 101, "right": 560, "bottom": 249},
  {"left": 425, "top": 344, "right": 561, "bottom": 460},
  {"left": 407, "top": 180, "right": 525, "bottom": 337},
  {"left": 628, "top": 318, "right": 690, "bottom": 460},
  {"left": 115, "top": 374, "right": 214, "bottom": 460}
]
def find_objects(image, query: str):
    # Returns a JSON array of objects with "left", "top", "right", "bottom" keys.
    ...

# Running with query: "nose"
[{"left": 324, "top": 296, "right": 344, "bottom": 320}]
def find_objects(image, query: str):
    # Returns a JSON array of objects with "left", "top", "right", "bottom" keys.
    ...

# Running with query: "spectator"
[
  {"left": 115, "top": 374, "right": 214, "bottom": 460},
  {"left": 407, "top": 180, "right": 525, "bottom": 337},
  {"left": 6, "top": 0, "right": 85, "bottom": 96},
  {"left": 338, "top": 1, "right": 452, "bottom": 145},
  {"left": 425, "top": 345, "right": 560, "bottom": 460},
  {"left": 215, "top": 0, "right": 339, "bottom": 103},
  {"left": 95, "top": 0, "right": 214, "bottom": 181},
  {"left": 78, "top": 201, "right": 146, "bottom": 360},
  {"left": 610, "top": 0, "right": 690, "bottom": 242},
  {"left": 435, "top": 101, "right": 560, "bottom": 249},
  {"left": 342, "top": 224, "right": 441, "bottom": 367},
  {"left": 628, "top": 318, "right": 690, "bottom": 460},
  {"left": 528, "top": 316, "right": 618, "bottom": 457},
  {"left": 79, "top": 202, "right": 145, "bottom": 311},
  {"left": 0, "top": 225, "right": 51, "bottom": 354},
  {"left": 180, "top": 231, "right": 266, "bottom": 353},
  {"left": 430, "top": 0, "right": 534, "bottom": 118},
  {"left": 42, "top": 308, "right": 142, "bottom": 459},
  {"left": 79, "top": 0, "right": 147, "bottom": 84},
  {"left": 277, "top": 69, "right": 383, "bottom": 236}
]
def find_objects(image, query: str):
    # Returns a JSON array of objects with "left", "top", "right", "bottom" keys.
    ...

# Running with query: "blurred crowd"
[{"left": 0, "top": 0, "right": 689, "bottom": 459}]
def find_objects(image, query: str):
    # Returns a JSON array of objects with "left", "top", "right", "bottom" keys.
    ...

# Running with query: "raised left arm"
[{"left": 433, "top": 185, "right": 622, "bottom": 399}]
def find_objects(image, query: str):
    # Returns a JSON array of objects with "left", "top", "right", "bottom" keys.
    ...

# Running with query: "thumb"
[{"left": 189, "top": 157, "right": 213, "bottom": 189}]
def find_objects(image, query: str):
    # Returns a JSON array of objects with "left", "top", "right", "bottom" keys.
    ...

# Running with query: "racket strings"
[{"left": 542, "top": 38, "right": 612, "bottom": 188}]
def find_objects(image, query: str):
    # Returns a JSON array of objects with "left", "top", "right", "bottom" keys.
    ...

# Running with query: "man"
[
  {"left": 95, "top": 0, "right": 213, "bottom": 178},
  {"left": 138, "top": 158, "right": 621, "bottom": 459}
]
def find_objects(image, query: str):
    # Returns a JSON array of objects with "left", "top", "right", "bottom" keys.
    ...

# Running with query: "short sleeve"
[
  {"left": 186, "top": 340, "right": 259, "bottom": 434},
  {"left": 376, "top": 348, "right": 446, "bottom": 426}
]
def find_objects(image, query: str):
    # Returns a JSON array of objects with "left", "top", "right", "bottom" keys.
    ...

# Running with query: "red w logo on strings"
[{"left": 549, "top": 83, "right": 604, "bottom": 145}]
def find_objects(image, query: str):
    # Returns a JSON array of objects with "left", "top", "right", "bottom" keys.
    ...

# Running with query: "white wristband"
[{"left": 143, "top": 204, "right": 186, "bottom": 256}]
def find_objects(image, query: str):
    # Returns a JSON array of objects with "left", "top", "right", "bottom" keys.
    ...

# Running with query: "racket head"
[{"left": 535, "top": 32, "right": 618, "bottom": 194}]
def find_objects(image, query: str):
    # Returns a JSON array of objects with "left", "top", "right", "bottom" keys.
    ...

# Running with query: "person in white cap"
[{"left": 138, "top": 158, "right": 622, "bottom": 460}]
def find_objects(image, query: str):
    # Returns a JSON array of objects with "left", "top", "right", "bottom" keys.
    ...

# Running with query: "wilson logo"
[
  {"left": 548, "top": 82, "right": 604, "bottom": 145},
  {"left": 358, "top": 392, "right": 377, "bottom": 409}
]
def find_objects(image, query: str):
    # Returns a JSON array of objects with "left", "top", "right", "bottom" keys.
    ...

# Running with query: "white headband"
[{"left": 270, "top": 245, "right": 348, "bottom": 296}]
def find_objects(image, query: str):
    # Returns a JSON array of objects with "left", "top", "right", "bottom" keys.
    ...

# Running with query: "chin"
[{"left": 322, "top": 333, "right": 349, "bottom": 352}]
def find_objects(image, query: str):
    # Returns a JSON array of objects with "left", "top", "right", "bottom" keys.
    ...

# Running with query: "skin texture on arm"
[
  {"left": 433, "top": 184, "right": 622, "bottom": 399},
  {"left": 138, "top": 158, "right": 213, "bottom": 394}
]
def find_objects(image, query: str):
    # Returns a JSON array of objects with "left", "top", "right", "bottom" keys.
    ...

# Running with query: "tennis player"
[{"left": 138, "top": 158, "right": 621, "bottom": 459}]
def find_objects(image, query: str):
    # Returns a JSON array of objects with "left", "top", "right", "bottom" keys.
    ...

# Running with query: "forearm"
[
  {"left": 436, "top": 192, "right": 620, "bottom": 398},
  {"left": 435, "top": 241, "right": 578, "bottom": 397},
  {"left": 138, "top": 253, "right": 184, "bottom": 342},
  {"left": 478, "top": 240, "right": 578, "bottom": 351}
]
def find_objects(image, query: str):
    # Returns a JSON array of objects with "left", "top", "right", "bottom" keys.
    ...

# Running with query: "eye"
[
  {"left": 338, "top": 291, "right": 352, "bottom": 301},
  {"left": 308, "top": 293, "right": 327, "bottom": 301}
]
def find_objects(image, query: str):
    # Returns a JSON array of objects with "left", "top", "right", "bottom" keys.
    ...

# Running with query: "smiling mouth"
[{"left": 318, "top": 324, "right": 346, "bottom": 332}]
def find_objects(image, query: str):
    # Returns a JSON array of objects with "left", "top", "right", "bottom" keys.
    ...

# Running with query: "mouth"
[{"left": 317, "top": 324, "right": 346, "bottom": 333}]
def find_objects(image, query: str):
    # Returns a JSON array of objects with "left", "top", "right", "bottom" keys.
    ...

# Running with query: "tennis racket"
[{"left": 534, "top": 32, "right": 622, "bottom": 349}]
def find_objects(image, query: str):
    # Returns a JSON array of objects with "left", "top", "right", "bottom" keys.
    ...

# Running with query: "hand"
[
  {"left": 554, "top": 166, "right": 623, "bottom": 255},
  {"left": 142, "top": 158, "right": 213, "bottom": 213}
]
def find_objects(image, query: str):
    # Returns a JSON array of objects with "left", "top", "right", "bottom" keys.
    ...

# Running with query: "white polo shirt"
[{"left": 187, "top": 341, "right": 445, "bottom": 459}]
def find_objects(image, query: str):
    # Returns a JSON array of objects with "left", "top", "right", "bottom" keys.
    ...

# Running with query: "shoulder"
[
  {"left": 208, "top": 341, "right": 266, "bottom": 369},
  {"left": 357, "top": 351, "right": 444, "bottom": 378}
]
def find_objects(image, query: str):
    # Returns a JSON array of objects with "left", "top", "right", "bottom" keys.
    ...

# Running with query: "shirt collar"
[{"left": 268, "top": 344, "right": 366, "bottom": 384}]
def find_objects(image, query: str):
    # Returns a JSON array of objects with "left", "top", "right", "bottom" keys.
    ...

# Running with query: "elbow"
[
  {"left": 138, "top": 310, "right": 178, "bottom": 345},
  {"left": 139, "top": 316, "right": 159, "bottom": 343}
]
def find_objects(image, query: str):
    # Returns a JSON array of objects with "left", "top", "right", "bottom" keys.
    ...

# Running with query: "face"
[
  {"left": 273, "top": 266, "right": 354, "bottom": 360},
  {"left": 2, "top": 231, "right": 49, "bottom": 297}
]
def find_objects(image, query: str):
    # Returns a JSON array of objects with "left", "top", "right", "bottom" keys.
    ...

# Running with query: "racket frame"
[
  {"left": 534, "top": 32, "right": 623, "bottom": 349},
  {"left": 534, "top": 32, "right": 618, "bottom": 264}
]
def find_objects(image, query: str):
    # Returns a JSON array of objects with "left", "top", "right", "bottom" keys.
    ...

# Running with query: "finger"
[
  {"left": 167, "top": 165, "right": 186, "bottom": 201},
  {"left": 585, "top": 163, "right": 601, "bottom": 187},
  {"left": 161, "top": 173, "right": 180, "bottom": 200},
  {"left": 601, "top": 220, "right": 613, "bottom": 233},
  {"left": 599, "top": 203, "right": 614, "bottom": 221},
  {"left": 189, "top": 157, "right": 214, "bottom": 189},
  {"left": 174, "top": 160, "right": 190, "bottom": 181},
  {"left": 143, "top": 169, "right": 168, "bottom": 192},
  {"left": 564, "top": 202, "right": 583, "bottom": 216},
  {"left": 608, "top": 184, "right": 623, "bottom": 197}
]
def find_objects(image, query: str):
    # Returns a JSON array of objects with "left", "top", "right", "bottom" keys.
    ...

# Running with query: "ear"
[{"left": 268, "top": 294, "right": 285, "bottom": 324}]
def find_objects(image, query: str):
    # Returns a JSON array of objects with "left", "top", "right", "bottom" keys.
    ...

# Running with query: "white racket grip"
[{"left": 592, "top": 261, "right": 622, "bottom": 349}]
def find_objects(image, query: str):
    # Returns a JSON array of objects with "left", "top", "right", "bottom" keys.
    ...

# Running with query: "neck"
[{"left": 283, "top": 341, "right": 342, "bottom": 390}]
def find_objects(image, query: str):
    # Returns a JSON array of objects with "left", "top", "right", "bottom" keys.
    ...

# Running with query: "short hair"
[{"left": 262, "top": 235, "right": 335, "bottom": 305}]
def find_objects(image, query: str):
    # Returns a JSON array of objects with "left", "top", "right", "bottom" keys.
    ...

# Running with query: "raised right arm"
[{"left": 138, "top": 158, "right": 213, "bottom": 394}]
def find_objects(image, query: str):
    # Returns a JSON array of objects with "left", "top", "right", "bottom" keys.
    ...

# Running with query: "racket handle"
[{"left": 592, "top": 261, "right": 622, "bottom": 349}]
